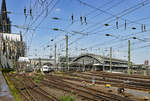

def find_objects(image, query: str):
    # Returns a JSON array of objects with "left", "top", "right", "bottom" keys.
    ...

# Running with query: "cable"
[
  {"left": 68, "top": 1, "right": 150, "bottom": 47},
  {"left": 60, "top": 0, "right": 124, "bottom": 45},
  {"left": 51, "top": 15, "right": 150, "bottom": 47},
  {"left": 23, "top": 0, "right": 54, "bottom": 37},
  {"left": 77, "top": 0, "right": 150, "bottom": 33},
  {"left": 78, "top": 0, "right": 150, "bottom": 34},
  {"left": 27, "top": 0, "right": 60, "bottom": 53},
  {"left": 72, "top": 18, "right": 150, "bottom": 54},
  {"left": 53, "top": 0, "right": 122, "bottom": 45}
]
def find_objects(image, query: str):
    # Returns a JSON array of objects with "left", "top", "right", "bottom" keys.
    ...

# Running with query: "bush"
[
  {"left": 2, "top": 68, "right": 14, "bottom": 73},
  {"left": 60, "top": 95, "right": 76, "bottom": 101},
  {"left": 33, "top": 73, "right": 43, "bottom": 83},
  {"left": 37, "top": 69, "right": 41, "bottom": 73}
]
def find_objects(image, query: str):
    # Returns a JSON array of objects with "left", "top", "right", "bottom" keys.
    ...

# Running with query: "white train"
[{"left": 40, "top": 65, "right": 54, "bottom": 73}]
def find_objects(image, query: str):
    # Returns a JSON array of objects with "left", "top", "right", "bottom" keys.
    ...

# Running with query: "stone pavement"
[{"left": 0, "top": 71, "right": 15, "bottom": 101}]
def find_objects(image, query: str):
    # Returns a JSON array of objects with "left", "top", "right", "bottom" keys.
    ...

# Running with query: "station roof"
[{"left": 72, "top": 53, "right": 129, "bottom": 64}]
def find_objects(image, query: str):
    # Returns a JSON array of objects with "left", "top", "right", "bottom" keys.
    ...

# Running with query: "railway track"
[
  {"left": 24, "top": 76, "right": 59, "bottom": 101},
  {"left": 52, "top": 72, "right": 150, "bottom": 91},
  {"left": 90, "top": 71, "right": 150, "bottom": 80},
  {"left": 5, "top": 72, "right": 147, "bottom": 101},
  {"left": 7, "top": 73, "right": 60, "bottom": 101},
  {"left": 40, "top": 80, "right": 99, "bottom": 101},
  {"left": 4, "top": 73, "right": 36, "bottom": 101},
  {"left": 77, "top": 73, "right": 150, "bottom": 87},
  {"left": 86, "top": 72, "right": 150, "bottom": 83},
  {"left": 78, "top": 72, "right": 150, "bottom": 90},
  {"left": 42, "top": 75, "right": 136, "bottom": 101}
]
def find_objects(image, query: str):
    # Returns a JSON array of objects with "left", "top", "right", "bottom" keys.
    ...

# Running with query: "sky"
[{"left": 3, "top": 0, "right": 150, "bottom": 64}]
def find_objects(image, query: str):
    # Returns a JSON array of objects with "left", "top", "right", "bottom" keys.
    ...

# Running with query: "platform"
[{"left": 0, "top": 71, "right": 15, "bottom": 101}]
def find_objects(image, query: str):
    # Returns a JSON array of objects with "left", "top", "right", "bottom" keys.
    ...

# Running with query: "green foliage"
[
  {"left": 4, "top": 73, "right": 21, "bottom": 101},
  {"left": 2, "top": 68, "right": 14, "bottom": 73},
  {"left": 33, "top": 73, "right": 43, "bottom": 83},
  {"left": 130, "top": 69, "right": 133, "bottom": 75},
  {"left": 60, "top": 95, "right": 76, "bottom": 101},
  {"left": 37, "top": 73, "right": 43, "bottom": 79},
  {"left": 34, "top": 79, "right": 40, "bottom": 83},
  {"left": 37, "top": 69, "right": 41, "bottom": 73}
]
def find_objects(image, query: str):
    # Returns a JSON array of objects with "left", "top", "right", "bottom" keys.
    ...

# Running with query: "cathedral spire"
[
  {"left": 1, "top": 0, "right": 7, "bottom": 13},
  {"left": 0, "top": 0, "right": 11, "bottom": 33},
  {"left": 1, "top": 0, "right": 7, "bottom": 19}
]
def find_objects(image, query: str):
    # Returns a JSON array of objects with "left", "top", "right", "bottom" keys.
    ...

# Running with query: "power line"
[
  {"left": 53, "top": 0, "right": 122, "bottom": 45},
  {"left": 68, "top": 0, "right": 150, "bottom": 47},
  {"left": 77, "top": 0, "right": 150, "bottom": 34},
  {"left": 27, "top": 0, "right": 60, "bottom": 53}
]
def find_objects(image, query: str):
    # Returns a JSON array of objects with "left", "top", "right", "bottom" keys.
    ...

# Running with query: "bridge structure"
[
  {"left": 30, "top": 58, "right": 54, "bottom": 69},
  {"left": 70, "top": 53, "right": 129, "bottom": 71}
]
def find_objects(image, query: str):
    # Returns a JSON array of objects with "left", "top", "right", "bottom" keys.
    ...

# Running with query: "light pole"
[
  {"left": 110, "top": 47, "right": 112, "bottom": 73},
  {"left": 52, "top": 28, "right": 69, "bottom": 70},
  {"left": 105, "top": 33, "right": 146, "bottom": 74},
  {"left": 66, "top": 34, "right": 69, "bottom": 70},
  {"left": 128, "top": 40, "right": 131, "bottom": 74},
  {"left": 54, "top": 44, "right": 57, "bottom": 69},
  {"left": 128, "top": 37, "right": 145, "bottom": 74},
  {"left": 105, "top": 33, "right": 119, "bottom": 39},
  {"left": 52, "top": 28, "right": 88, "bottom": 71},
  {"left": 102, "top": 52, "right": 105, "bottom": 71},
  {"left": 105, "top": 34, "right": 113, "bottom": 73}
]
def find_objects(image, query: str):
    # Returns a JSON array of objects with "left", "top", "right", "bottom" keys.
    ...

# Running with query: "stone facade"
[
  {"left": 0, "top": 0, "right": 25, "bottom": 68},
  {"left": 0, "top": 32, "right": 25, "bottom": 68}
]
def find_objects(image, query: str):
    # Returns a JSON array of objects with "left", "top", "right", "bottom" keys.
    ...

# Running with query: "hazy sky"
[{"left": 3, "top": 0, "right": 150, "bottom": 64}]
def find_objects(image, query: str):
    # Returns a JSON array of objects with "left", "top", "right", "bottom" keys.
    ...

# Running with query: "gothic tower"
[{"left": 0, "top": 0, "right": 11, "bottom": 33}]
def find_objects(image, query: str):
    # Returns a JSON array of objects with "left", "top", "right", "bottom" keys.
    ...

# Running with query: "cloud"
[{"left": 55, "top": 8, "right": 61, "bottom": 12}]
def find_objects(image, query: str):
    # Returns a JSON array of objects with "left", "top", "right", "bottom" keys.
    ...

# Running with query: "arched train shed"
[{"left": 70, "top": 53, "right": 129, "bottom": 70}]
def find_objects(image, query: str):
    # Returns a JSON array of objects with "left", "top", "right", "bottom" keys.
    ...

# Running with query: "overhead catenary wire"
[
  {"left": 27, "top": 0, "right": 150, "bottom": 60},
  {"left": 52, "top": 0, "right": 125, "bottom": 47},
  {"left": 52, "top": 0, "right": 117, "bottom": 45},
  {"left": 62, "top": 0, "right": 118, "bottom": 33},
  {"left": 71, "top": 15, "right": 150, "bottom": 53},
  {"left": 54, "top": 0, "right": 126, "bottom": 48},
  {"left": 76, "top": 0, "right": 149, "bottom": 33},
  {"left": 68, "top": 0, "right": 150, "bottom": 47},
  {"left": 23, "top": 0, "right": 55, "bottom": 38},
  {"left": 77, "top": 0, "right": 150, "bottom": 34},
  {"left": 92, "top": 27, "right": 150, "bottom": 50},
  {"left": 27, "top": 0, "right": 60, "bottom": 52}
]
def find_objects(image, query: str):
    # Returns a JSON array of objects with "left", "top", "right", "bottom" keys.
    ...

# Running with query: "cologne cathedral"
[{"left": 0, "top": 0, "right": 25, "bottom": 68}]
